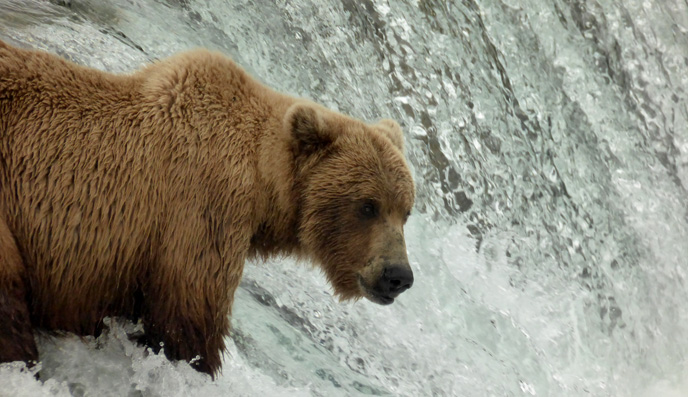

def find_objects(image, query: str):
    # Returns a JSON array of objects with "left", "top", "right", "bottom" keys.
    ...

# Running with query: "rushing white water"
[{"left": 1, "top": 0, "right": 687, "bottom": 396}]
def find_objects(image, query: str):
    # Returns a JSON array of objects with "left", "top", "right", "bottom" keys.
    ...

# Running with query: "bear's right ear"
[{"left": 285, "top": 103, "right": 335, "bottom": 156}]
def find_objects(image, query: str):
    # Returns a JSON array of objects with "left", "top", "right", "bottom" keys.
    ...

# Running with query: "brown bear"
[{"left": 0, "top": 40, "right": 415, "bottom": 377}]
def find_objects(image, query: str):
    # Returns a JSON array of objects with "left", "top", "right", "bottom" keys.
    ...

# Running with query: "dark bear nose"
[{"left": 378, "top": 266, "right": 414, "bottom": 296}]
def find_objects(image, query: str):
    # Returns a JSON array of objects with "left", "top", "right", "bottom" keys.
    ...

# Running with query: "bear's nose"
[{"left": 377, "top": 265, "right": 414, "bottom": 296}]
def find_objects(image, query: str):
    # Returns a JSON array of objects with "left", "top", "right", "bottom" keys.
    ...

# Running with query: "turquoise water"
[{"left": 0, "top": 0, "right": 687, "bottom": 395}]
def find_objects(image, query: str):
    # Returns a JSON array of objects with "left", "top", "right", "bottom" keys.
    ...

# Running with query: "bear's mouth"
[
  {"left": 367, "top": 294, "right": 394, "bottom": 305},
  {"left": 357, "top": 275, "right": 395, "bottom": 305}
]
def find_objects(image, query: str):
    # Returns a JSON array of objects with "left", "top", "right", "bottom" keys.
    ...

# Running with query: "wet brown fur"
[{"left": 0, "top": 40, "right": 415, "bottom": 377}]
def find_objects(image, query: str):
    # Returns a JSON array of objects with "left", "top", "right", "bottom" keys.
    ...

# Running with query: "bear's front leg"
[
  {"left": 141, "top": 216, "right": 248, "bottom": 378},
  {"left": 140, "top": 294, "right": 229, "bottom": 376},
  {"left": 0, "top": 217, "right": 39, "bottom": 367}
]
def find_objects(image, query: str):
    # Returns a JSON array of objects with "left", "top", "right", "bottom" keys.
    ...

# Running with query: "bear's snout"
[
  {"left": 379, "top": 266, "right": 414, "bottom": 294},
  {"left": 370, "top": 265, "right": 414, "bottom": 305}
]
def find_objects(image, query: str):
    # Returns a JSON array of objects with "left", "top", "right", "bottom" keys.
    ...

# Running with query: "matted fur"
[{"left": 0, "top": 40, "right": 415, "bottom": 377}]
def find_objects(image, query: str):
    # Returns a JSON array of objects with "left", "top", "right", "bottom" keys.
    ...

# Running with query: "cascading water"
[{"left": 0, "top": 0, "right": 687, "bottom": 396}]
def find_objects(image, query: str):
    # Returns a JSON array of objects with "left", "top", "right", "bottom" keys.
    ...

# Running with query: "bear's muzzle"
[{"left": 359, "top": 264, "right": 414, "bottom": 305}]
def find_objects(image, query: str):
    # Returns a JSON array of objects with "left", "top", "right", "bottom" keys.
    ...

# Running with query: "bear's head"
[{"left": 286, "top": 102, "right": 415, "bottom": 305}]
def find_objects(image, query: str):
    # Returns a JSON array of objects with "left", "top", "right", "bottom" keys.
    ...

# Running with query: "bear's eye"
[{"left": 359, "top": 201, "right": 379, "bottom": 220}]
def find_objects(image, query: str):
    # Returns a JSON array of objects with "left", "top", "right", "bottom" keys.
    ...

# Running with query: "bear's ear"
[
  {"left": 285, "top": 103, "right": 335, "bottom": 156},
  {"left": 375, "top": 119, "right": 405, "bottom": 151}
]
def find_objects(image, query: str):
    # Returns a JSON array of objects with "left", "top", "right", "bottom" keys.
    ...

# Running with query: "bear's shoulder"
[
  {"left": 137, "top": 48, "right": 270, "bottom": 106},
  {"left": 139, "top": 49, "right": 249, "bottom": 84}
]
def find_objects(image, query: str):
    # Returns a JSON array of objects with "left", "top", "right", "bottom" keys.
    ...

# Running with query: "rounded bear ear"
[
  {"left": 285, "top": 103, "right": 335, "bottom": 156},
  {"left": 375, "top": 119, "right": 405, "bottom": 152}
]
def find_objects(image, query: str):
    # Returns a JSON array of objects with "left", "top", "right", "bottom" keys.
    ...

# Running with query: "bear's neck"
[{"left": 249, "top": 99, "right": 303, "bottom": 260}]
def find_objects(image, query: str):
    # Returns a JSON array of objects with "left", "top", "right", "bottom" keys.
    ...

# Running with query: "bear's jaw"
[
  {"left": 356, "top": 275, "right": 396, "bottom": 306},
  {"left": 367, "top": 294, "right": 395, "bottom": 306}
]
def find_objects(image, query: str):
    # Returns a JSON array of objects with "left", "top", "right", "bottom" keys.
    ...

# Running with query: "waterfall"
[{"left": 1, "top": 0, "right": 687, "bottom": 395}]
